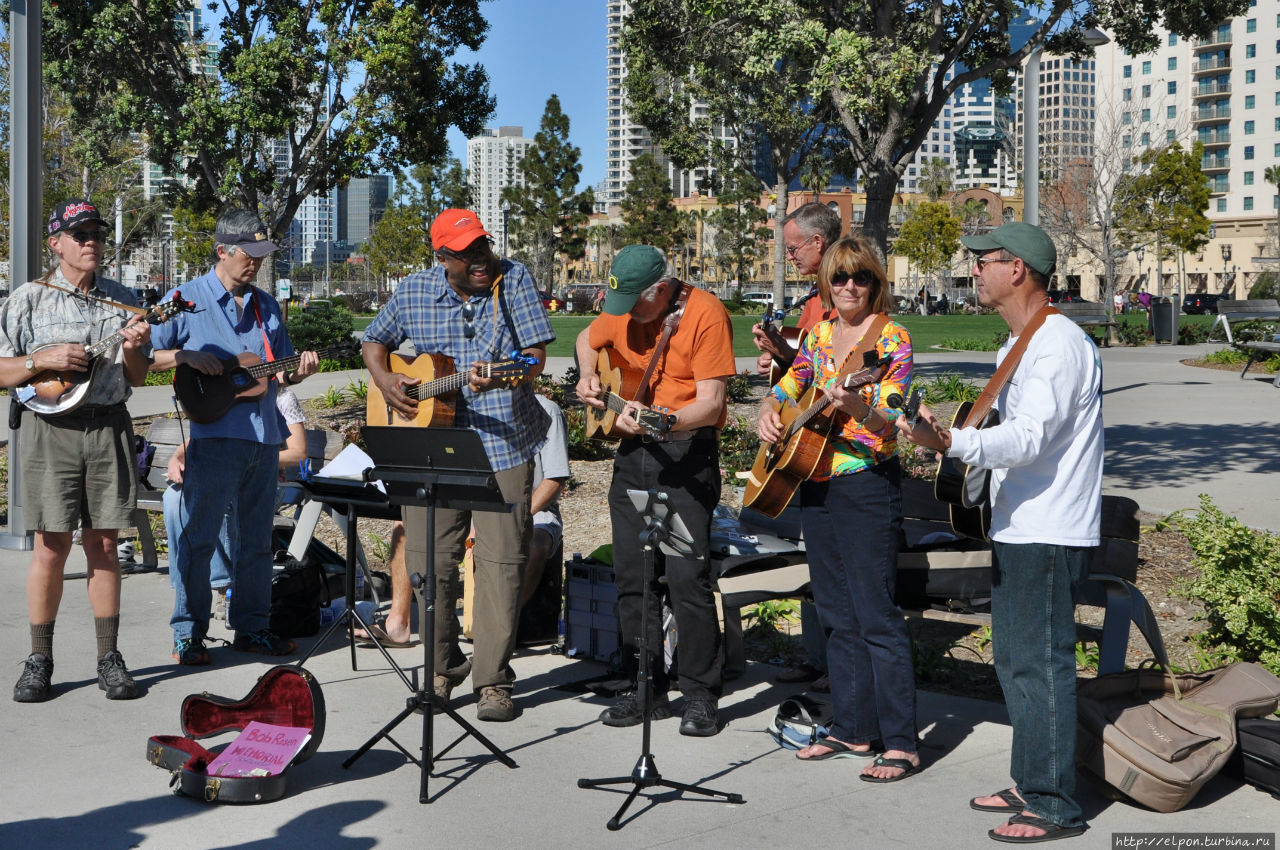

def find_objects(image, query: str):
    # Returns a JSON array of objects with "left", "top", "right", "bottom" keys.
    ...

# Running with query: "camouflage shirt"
[{"left": 0, "top": 268, "right": 149, "bottom": 406}]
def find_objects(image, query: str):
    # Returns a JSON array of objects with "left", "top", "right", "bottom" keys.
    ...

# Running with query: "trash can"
[{"left": 1152, "top": 296, "right": 1177, "bottom": 343}]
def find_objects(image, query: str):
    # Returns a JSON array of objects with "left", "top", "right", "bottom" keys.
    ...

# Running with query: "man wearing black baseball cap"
[
  {"left": 896, "top": 220, "right": 1102, "bottom": 842},
  {"left": 150, "top": 206, "right": 317, "bottom": 666},
  {"left": 0, "top": 197, "right": 153, "bottom": 703}
]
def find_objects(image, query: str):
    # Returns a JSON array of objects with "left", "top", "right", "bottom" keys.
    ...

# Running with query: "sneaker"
[
  {"left": 599, "top": 690, "right": 672, "bottom": 727},
  {"left": 679, "top": 698, "right": 719, "bottom": 737},
  {"left": 116, "top": 541, "right": 136, "bottom": 565},
  {"left": 232, "top": 629, "right": 296, "bottom": 656},
  {"left": 13, "top": 653, "right": 53, "bottom": 703},
  {"left": 172, "top": 637, "right": 211, "bottom": 666},
  {"left": 476, "top": 686, "right": 516, "bottom": 722},
  {"left": 97, "top": 650, "right": 140, "bottom": 700},
  {"left": 213, "top": 588, "right": 228, "bottom": 622}
]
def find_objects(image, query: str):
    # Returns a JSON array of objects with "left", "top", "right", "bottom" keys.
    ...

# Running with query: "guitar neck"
[
  {"left": 242, "top": 345, "right": 346, "bottom": 380},
  {"left": 408, "top": 368, "right": 473, "bottom": 401},
  {"left": 601, "top": 390, "right": 629, "bottom": 417}
]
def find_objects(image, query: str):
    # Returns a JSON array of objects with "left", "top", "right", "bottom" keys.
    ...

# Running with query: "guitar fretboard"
[
  {"left": 242, "top": 345, "right": 349, "bottom": 380},
  {"left": 408, "top": 368, "right": 475, "bottom": 401}
]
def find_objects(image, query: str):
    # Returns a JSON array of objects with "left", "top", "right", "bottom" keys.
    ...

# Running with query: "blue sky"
[{"left": 446, "top": 0, "right": 607, "bottom": 189}]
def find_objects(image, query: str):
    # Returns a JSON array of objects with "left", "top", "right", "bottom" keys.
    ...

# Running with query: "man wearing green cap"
[
  {"left": 896, "top": 221, "right": 1102, "bottom": 843},
  {"left": 574, "top": 245, "right": 736, "bottom": 737}
]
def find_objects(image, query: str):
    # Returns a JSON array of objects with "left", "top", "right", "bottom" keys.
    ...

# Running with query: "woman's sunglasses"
[{"left": 830, "top": 270, "right": 875, "bottom": 288}]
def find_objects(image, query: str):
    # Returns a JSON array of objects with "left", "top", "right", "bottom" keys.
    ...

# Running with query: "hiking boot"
[
  {"left": 172, "top": 637, "right": 211, "bottom": 666},
  {"left": 476, "top": 686, "right": 516, "bottom": 722},
  {"left": 599, "top": 690, "right": 672, "bottom": 727},
  {"left": 14, "top": 653, "right": 53, "bottom": 703},
  {"left": 233, "top": 629, "right": 296, "bottom": 656},
  {"left": 97, "top": 650, "right": 140, "bottom": 700},
  {"left": 679, "top": 698, "right": 719, "bottom": 737}
]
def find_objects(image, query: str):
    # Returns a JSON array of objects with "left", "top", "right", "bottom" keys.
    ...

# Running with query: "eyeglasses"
[
  {"left": 830, "top": 270, "right": 875, "bottom": 288},
  {"left": 461, "top": 301, "right": 477, "bottom": 339},
  {"left": 785, "top": 234, "right": 815, "bottom": 259},
  {"left": 64, "top": 229, "right": 109, "bottom": 245},
  {"left": 975, "top": 256, "right": 1016, "bottom": 271},
  {"left": 439, "top": 240, "right": 492, "bottom": 265}
]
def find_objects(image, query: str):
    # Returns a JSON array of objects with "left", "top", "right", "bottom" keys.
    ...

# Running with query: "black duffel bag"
[{"left": 268, "top": 557, "right": 331, "bottom": 638}]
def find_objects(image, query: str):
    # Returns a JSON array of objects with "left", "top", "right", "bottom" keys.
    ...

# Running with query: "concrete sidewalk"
[{"left": 0, "top": 342, "right": 1273, "bottom": 847}]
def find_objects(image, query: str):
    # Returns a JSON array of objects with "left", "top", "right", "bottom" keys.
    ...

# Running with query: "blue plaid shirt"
[
  {"left": 150, "top": 269, "right": 292, "bottom": 444},
  {"left": 363, "top": 259, "right": 555, "bottom": 471}
]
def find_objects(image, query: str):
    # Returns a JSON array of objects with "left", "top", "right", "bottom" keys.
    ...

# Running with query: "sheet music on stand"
[{"left": 363, "top": 426, "right": 510, "bottom": 514}]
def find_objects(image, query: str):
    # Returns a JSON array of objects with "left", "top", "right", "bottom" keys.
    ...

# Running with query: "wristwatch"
[{"left": 24, "top": 355, "right": 34, "bottom": 372}]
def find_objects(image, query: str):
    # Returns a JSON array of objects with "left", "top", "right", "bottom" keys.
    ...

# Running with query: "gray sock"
[{"left": 31, "top": 621, "right": 54, "bottom": 659}]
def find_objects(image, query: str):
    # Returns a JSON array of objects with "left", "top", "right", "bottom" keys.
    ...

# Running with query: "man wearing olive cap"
[
  {"left": 896, "top": 221, "right": 1102, "bottom": 843},
  {"left": 575, "top": 245, "right": 736, "bottom": 737},
  {"left": 151, "top": 206, "right": 319, "bottom": 665}
]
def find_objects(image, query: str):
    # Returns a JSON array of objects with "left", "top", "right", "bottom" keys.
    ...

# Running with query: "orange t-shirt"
[
  {"left": 588, "top": 286, "right": 736, "bottom": 428},
  {"left": 796, "top": 296, "right": 834, "bottom": 333}
]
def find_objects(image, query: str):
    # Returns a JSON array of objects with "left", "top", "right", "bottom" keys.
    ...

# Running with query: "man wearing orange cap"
[{"left": 362, "top": 209, "right": 553, "bottom": 723}]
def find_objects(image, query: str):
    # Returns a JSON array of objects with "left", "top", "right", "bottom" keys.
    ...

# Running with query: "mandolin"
[{"left": 17, "top": 292, "right": 195, "bottom": 416}]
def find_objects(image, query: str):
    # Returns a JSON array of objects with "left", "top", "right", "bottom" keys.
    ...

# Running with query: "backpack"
[
  {"left": 767, "top": 694, "right": 834, "bottom": 750},
  {"left": 268, "top": 556, "right": 331, "bottom": 638}
]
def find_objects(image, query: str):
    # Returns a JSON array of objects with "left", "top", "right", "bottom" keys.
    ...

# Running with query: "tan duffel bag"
[{"left": 1077, "top": 654, "right": 1280, "bottom": 813}]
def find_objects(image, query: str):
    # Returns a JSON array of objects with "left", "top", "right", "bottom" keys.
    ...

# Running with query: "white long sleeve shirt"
[{"left": 947, "top": 314, "right": 1104, "bottom": 546}]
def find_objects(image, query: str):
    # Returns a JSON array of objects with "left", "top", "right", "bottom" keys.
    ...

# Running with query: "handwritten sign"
[{"left": 205, "top": 721, "right": 312, "bottom": 778}]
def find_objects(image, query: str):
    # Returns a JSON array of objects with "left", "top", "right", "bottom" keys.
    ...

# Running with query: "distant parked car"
[
  {"left": 1182, "top": 293, "right": 1225, "bottom": 314},
  {"left": 1047, "top": 289, "right": 1088, "bottom": 303}
]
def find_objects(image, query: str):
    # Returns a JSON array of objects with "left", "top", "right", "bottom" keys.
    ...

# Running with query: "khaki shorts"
[{"left": 20, "top": 406, "right": 137, "bottom": 533}]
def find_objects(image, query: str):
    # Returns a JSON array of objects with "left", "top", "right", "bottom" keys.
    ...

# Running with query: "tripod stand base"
[{"left": 578, "top": 753, "right": 745, "bottom": 830}]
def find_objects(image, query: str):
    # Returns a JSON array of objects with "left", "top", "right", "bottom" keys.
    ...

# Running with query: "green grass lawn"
[{"left": 358, "top": 310, "right": 1218, "bottom": 358}]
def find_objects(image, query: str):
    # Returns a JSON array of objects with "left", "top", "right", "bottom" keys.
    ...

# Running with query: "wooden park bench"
[
  {"left": 133, "top": 417, "right": 356, "bottom": 573},
  {"left": 713, "top": 478, "right": 1165, "bottom": 678},
  {"left": 1056, "top": 301, "right": 1118, "bottom": 346},
  {"left": 1209, "top": 298, "right": 1280, "bottom": 385}
]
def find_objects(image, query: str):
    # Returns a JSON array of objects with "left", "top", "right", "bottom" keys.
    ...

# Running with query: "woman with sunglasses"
[{"left": 757, "top": 235, "right": 919, "bottom": 782}]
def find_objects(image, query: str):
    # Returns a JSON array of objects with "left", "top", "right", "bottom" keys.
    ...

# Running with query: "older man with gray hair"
[{"left": 151, "top": 206, "right": 318, "bottom": 666}]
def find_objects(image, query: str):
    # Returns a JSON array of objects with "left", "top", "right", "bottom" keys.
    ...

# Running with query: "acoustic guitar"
[
  {"left": 742, "top": 353, "right": 892, "bottom": 518},
  {"left": 933, "top": 399, "right": 999, "bottom": 540},
  {"left": 582, "top": 348, "right": 676, "bottom": 441},
  {"left": 175, "top": 343, "right": 357, "bottom": 424},
  {"left": 16, "top": 292, "right": 195, "bottom": 416},
  {"left": 365, "top": 351, "right": 533, "bottom": 427},
  {"left": 759, "top": 297, "right": 803, "bottom": 387}
]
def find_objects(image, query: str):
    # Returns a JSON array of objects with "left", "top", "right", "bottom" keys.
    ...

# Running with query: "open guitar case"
[{"left": 145, "top": 665, "right": 326, "bottom": 804}]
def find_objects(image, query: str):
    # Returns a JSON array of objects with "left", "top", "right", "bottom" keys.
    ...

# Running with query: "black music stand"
[
  {"left": 342, "top": 426, "right": 517, "bottom": 803},
  {"left": 294, "top": 477, "right": 401, "bottom": 674},
  {"left": 578, "top": 489, "right": 744, "bottom": 830}
]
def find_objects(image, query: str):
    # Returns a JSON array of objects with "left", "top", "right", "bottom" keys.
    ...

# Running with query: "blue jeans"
[
  {"left": 170, "top": 439, "right": 278, "bottom": 640},
  {"left": 990, "top": 541, "right": 1091, "bottom": 829},
  {"left": 800, "top": 459, "right": 916, "bottom": 752},
  {"left": 164, "top": 484, "right": 233, "bottom": 591}
]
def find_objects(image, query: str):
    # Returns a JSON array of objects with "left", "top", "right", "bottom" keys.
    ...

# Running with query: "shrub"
[
  {"left": 144, "top": 369, "right": 174, "bottom": 387},
  {"left": 727, "top": 370, "right": 754, "bottom": 403},
  {"left": 922, "top": 372, "right": 981, "bottom": 404},
  {"left": 1174, "top": 495, "right": 1280, "bottom": 675},
  {"left": 286, "top": 305, "right": 358, "bottom": 363},
  {"left": 719, "top": 413, "right": 759, "bottom": 479},
  {"left": 1116, "top": 317, "right": 1150, "bottom": 347},
  {"left": 563, "top": 404, "right": 616, "bottom": 461},
  {"left": 1178, "top": 321, "right": 1212, "bottom": 345},
  {"left": 938, "top": 334, "right": 1005, "bottom": 352}
]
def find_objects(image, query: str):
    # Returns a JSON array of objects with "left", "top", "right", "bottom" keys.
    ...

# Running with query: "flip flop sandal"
[
  {"left": 795, "top": 737, "right": 880, "bottom": 761},
  {"left": 970, "top": 788, "right": 1026, "bottom": 813},
  {"left": 858, "top": 755, "right": 923, "bottom": 782},
  {"left": 355, "top": 622, "right": 420, "bottom": 649},
  {"left": 988, "top": 813, "right": 1086, "bottom": 844}
]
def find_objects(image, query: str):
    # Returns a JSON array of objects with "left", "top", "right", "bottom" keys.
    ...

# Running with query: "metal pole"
[
  {"left": 1022, "top": 46, "right": 1041, "bottom": 226},
  {"left": 4, "top": 0, "right": 40, "bottom": 550}
]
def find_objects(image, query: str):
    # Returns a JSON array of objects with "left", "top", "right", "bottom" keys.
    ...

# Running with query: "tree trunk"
[
  {"left": 772, "top": 178, "right": 789, "bottom": 305},
  {"left": 862, "top": 167, "right": 899, "bottom": 264}
]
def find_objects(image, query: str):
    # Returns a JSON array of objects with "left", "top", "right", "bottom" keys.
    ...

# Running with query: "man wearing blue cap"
[
  {"left": 897, "top": 221, "right": 1102, "bottom": 843},
  {"left": 575, "top": 245, "right": 736, "bottom": 737},
  {"left": 151, "top": 206, "right": 318, "bottom": 666}
]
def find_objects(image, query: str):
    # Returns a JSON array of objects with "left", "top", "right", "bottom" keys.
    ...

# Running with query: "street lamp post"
[{"left": 1221, "top": 243, "right": 1233, "bottom": 295}]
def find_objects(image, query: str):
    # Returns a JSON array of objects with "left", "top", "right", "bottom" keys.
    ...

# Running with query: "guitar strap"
[
  {"left": 31, "top": 276, "right": 147, "bottom": 315},
  {"left": 635, "top": 282, "right": 691, "bottom": 406},
  {"left": 961, "top": 304, "right": 1059, "bottom": 428},
  {"left": 833, "top": 313, "right": 890, "bottom": 384}
]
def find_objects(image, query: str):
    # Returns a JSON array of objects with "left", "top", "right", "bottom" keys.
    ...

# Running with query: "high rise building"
[
  {"left": 467, "top": 126, "right": 535, "bottom": 249},
  {"left": 337, "top": 176, "right": 392, "bottom": 245},
  {"left": 605, "top": 1, "right": 659, "bottom": 208}
]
